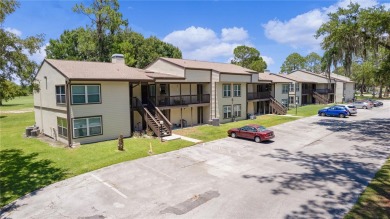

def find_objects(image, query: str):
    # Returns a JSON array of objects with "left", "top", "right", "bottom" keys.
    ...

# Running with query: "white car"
[
  {"left": 335, "top": 104, "right": 357, "bottom": 115},
  {"left": 353, "top": 101, "right": 373, "bottom": 109}
]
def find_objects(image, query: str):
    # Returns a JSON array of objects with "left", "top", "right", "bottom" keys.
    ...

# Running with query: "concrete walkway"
[
  {"left": 169, "top": 133, "right": 202, "bottom": 143},
  {"left": 2, "top": 101, "right": 390, "bottom": 219}
]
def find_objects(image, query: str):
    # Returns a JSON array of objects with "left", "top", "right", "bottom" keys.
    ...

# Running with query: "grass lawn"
[
  {"left": 0, "top": 95, "right": 34, "bottom": 112},
  {"left": 287, "top": 104, "right": 330, "bottom": 117},
  {"left": 344, "top": 157, "right": 390, "bottom": 218},
  {"left": 173, "top": 115, "right": 299, "bottom": 142},
  {"left": 355, "top": 93, "right": 390, "bottom": 100},
  {"left": 0, "top": 111, "right": 194, "bottom": 207}
]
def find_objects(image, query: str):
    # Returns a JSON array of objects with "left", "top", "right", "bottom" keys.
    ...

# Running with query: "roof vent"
[{"left": 111, "top": 54, "right": 125, "bottom": 64}]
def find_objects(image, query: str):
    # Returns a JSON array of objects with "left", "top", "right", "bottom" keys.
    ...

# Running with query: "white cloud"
[
  {"left": 26, "top": 43, "right": 48, "bottom": 64},
  {"left": 5, "top": 27, "right": 22, "bottom": 37},
  {"left": 221, "top": 27, "right": 248, "bottom": 42},
  {"left": 163, "top": 26, "right": 252, "bottom": 61},
  {"left": 263, "top": 0, "right": 382, "bottom": 50},
  {"left": 261, "top": 55, "right": 274, "bottom": 66}
]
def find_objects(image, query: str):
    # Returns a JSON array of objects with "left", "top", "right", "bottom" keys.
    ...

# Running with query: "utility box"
[
  {"left": 212, "top": 118, "right": 220, "bottom": 126},
  {"left": 25, "top": 126, "right": 34, "bottom": 137}
]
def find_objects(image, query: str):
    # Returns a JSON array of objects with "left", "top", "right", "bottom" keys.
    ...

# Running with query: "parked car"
[
  {"left": 365, "top": 99, "right": 383, "bottom": 107},
  {"left": 334, "top": 104, "right": 357, "bottom": 116},
  {"left": 227, "top": 124, "right": 274, "bottom": 143},
  {"left": 318, "top": 106, "right": 349, "bottom": 118},
  {"left": 353, "top": 101, "right": 373, "bottom": 109}
]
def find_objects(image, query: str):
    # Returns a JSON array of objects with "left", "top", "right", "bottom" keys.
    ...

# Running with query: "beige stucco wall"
[
  {"left": 220, "top": 74, "right": 251, "bottom": 83},
  {"left": 344, "top": 82, "right": 355, "bottom": 101},
  {"left": 70, "top": 81, "right": 131, "bottom": 144},
  {"left": 251, "top": 73, "right": 259, "bottom": 82},
  {"left": 185, "top": 69, "right": 210, "bottom": 82},
  {"left": 216, "top": 82, "right": 247, "bottom": 123},
  {"left": 33, "top": 62, "right": 68, "bottom": 140},
  {"left": 210, "top": 71, "right": 220, "bottom": 119},
  {"left": 274, "top": 83, "right": 290, "bottom": 104},
  {"left": 145, "top": 59, "right": 184, "bottom": 77},
  {"left": 335, "top": 81, "right": 344, "bottom": 103}
]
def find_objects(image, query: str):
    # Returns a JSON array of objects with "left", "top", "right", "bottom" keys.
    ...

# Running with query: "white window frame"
[
  {"left": 223, "top": 105, "right": 232, "bottom": 119},
  {"left": 295, "top": 83, "right": 300, "bottom": 92},
  {"left": 223, "top": 84, "right": 231, "bottom": 97},
  {"left": 282, "top": 84, "right": 289, "bottom": 94},
  {"left": 73, "top": 116, "right": 102, "bottom": 138},
  {"left": 233, "top": 104, "right": 241, "bottom": 117},
  {"left": 289, "top": 84, "right": 294, "bottom": 92},
  {"left": 71, "top": 85, "right": 101, "bottom": 104},
  {"left": 233, "top": 84, "right": 241, "bottom": 97},
  {"left": 281, "top": 99, "right": 288, "bottom": 107},
  {"left": 289, "top": 96, "right": 295, "bottom": 104},
  {"left": 56, "top": 85, "right": 66, "bottom": 104},
  {"left": 57, "top": 117, "right": 68, "bottom": 138}
]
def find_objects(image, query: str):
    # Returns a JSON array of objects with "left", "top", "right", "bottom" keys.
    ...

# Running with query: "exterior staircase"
[
  {"left": 132, "top": 97, "right": 172, "bottom": 137},
  {"left": 313, "top": 92, "right": 329, "bottom": 104},
  {"left": 270, "top": 97, "right": 287, "bottom": 115}
]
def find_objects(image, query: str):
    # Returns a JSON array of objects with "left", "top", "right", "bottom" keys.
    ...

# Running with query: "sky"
[{"left": 3, "top": 0, "right": 390, "bottom": 73}]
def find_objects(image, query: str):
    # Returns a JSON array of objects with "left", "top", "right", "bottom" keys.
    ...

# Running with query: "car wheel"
[
  {"left": 321, "top": 112, "right": 326, "bottom": 117},
  {"left": 231, "top": 132, "right": 236, "bottom": 138},
  {"left": 339, "top": 113, "right": 345, "bottom": 118},
  {"left": 254, "top": 136, "right": 261, "bottom": 143},
  {"left": 363, "top": 106, "right": 367, "bottom": 109}
]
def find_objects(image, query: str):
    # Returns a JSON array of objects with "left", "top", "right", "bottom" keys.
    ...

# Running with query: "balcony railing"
[
  {"left": 315, "top": 89, "right": 334, "bottom": 94},
  {"left": 153, "top": 94, "right": 210, "bottom": 107},
  {"left": 302, "top": 89, "right": 312, "bottom": 94},
  {"left": 247, "top": 91, "right": 271, "bottom": 100}
]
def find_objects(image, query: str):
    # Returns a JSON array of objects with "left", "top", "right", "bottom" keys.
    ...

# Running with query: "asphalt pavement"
[{"left": 2, "top": 101, "right": 390, "bottom": 219}]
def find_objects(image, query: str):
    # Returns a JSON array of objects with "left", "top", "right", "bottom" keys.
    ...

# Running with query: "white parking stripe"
[{"left": 90, "top": 174, "right": 128, "bottom": 199}]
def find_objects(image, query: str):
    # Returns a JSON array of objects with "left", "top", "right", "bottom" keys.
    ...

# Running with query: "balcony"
[
  {"left": 247, "top": 91, "right": 271, "bottom": 100},
  {"left": 315, "top": 89, "right": 334, "bottom": 94},
  {"left": 154, "top": 94, "right": 210, "bottom": 107}
]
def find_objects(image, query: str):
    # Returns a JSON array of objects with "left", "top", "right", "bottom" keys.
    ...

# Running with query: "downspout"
[
  {"left": 66, "top": 79, "right": 72, "bottom": 147},
  {"left": 38, "top": 80, "right": 43, "bottom": 131}
]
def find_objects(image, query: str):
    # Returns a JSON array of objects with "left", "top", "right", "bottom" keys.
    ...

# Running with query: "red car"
[{"left": 227, "top": 124, "right": 275, "bottom": 143}]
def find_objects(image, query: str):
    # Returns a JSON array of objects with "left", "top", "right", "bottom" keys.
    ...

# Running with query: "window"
[
  {"left": 289, "top": 84, "right": 294, "bottom": 92},
  {"left": 282, "top": 84, "right": 289, "bottom": 94},
  {"left": 223, "top": 84, "right": 231, "bottom": 97},
  {"left": 233, "top": 104, "right": 241, "bottom": 117},
  {"left": 281, "top": 99, "right": 288, "bottom": 107},
  {"left": 57, "top": 117, "right": 68, "bottom": 138},
  {"left": 71, "top": 85, "right": 101, "bottom": 104},
  {"left": 233, "top": 84, "right": 241, "bottom": 97},
  {"left": 289, "top": 96, "right": 295, "bottom": 104},
  {"left": 223, "top": 105, "right": 232, "bottom": 119},
  {"left": 295, "top": 84, "right": 300, "bottom": 92},
  {"left": 296, "top": 96, "right": 299, "bottom": 104},
  {"left": 73, "top": 116, "right": 102, "bottom": 138},
  {"left": 160, "top": 84, "right": 167, "bottom": 95},
  {"left": 56, "top": 85, "right": 66, "bottom": 104},
  {"left": 149, "top": 85, "right": 156, "bottom": 97}
]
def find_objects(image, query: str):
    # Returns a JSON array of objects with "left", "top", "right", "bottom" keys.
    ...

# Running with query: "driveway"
[{"left": 2, "top": 101, "right": 390, "bottom": 219}]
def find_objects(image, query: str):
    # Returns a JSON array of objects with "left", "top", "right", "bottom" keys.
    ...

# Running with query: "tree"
[
  {"left": 280, "top": 53, "right": 305, "bottom": 73},
  {"left": 305, "top": 52, "right": 322, "bottom": 73},
  {"left": 46, "top": 1, "right": 182, "bottom": 68},
  {"left": 0, "top": 80, "right": 22, "bottom": 105},
  {"left": 231, "top": 45, "right": 267, "bottom": 72},
  {"left": 73, "top": 0, "right": 128, "bottom": 62},
  {"left": 316, "top": 3, "right": 362, "bottom": 77},
  {"left": 0, "top": 0, "right": 44, "bottom": 105}
]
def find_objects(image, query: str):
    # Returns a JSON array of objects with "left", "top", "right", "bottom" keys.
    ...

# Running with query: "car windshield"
[{"left": 257, "top": 126, "right": 267, "bottom": 132}]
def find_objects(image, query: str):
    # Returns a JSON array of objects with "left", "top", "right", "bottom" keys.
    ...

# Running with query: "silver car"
[
  {"left": 353, "top": 101, "right": 373, "bottom": 109},
  {"left": 335, "top": 104, "right": 357, "bottom": 115}
]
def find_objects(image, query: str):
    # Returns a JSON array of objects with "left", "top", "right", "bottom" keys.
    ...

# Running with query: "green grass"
[
  {"left": 355, "top": 93, "right": 390, "bottom": 100},
  {"left": 173, "top": 115, "right": 299, "bottom": 142},
  {"left": 0, "top": 95, "right": 34, "bottom": 112},
  {"left": 287, "top": 104, "right": 330, "bottom": 117},
  {"left": 344, "top": 157, "right": 390, "bottom": 219},
  {"left": 0, "top": 111, "right": 194, "bottom": 207}
]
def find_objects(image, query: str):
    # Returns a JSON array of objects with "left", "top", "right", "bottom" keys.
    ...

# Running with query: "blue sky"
[{"left": 3, "top": 0, "right": 389, "bottom": 73}]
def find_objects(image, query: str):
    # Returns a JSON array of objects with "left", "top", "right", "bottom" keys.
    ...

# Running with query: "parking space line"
[
  {"left": 90, "top": 174, "right": 128, "bottom": 199},
  {"left": 136, "top": 162, "right": 177, "bottom": 181}
]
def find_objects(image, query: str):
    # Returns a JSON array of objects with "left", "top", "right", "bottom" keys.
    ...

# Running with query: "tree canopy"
[
  {"left": 231, "top": 45, "right": 267, "bottom": 72},
  {"left": 0, "top": 0, "right": 44, "bottom": 105},
  {"left": 305, "top": 52, "right": 322, "bottom": 73},
  {"left": 280, "top": 53, "right": 306, "bottom": 73},
  {"left": 46, "top": 0, "right": 181, "bottom": 68}
]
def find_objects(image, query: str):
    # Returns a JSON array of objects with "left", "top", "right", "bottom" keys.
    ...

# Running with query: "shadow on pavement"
[
  {"left": 242, "top": 118, "right": 390, "bottom": 218},
  {"left": 0, "top": 149, "right": 67, "bottom": 215}
]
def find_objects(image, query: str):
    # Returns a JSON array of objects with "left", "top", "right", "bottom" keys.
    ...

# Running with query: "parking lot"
[{"left": 2, "top": 101, "right": 390, "bottom": 219}]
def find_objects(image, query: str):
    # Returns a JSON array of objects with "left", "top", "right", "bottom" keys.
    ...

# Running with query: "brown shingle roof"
[
  {"left": 276, "top": 73, "right": 317, "bottom": 83},
  {"left": 145, "top": 71, "right": 185, "bottom": 79},
  {"left": 259, "top": 73, "right": 293, "bottom": 83},
  {"left": 45, "top": 59, "right": 153, "bottom": 81},
  {"left": 159, "top": 57, "right": 256, "bottom": 75}
]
